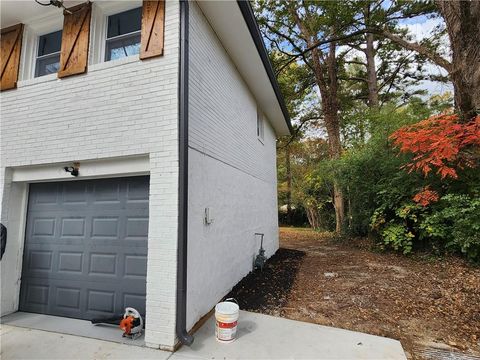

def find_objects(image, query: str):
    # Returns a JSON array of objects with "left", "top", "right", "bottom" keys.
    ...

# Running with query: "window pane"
[
  {"left": 38, "top": 30, "right": 62, "bottom": 56},
  {"left": 257, "top": 112, "right": 264, "bottom": 139},
  {"left": 107, "top": 7, "right": 142, "bottom": 38},
  {"left": 106, "top": 34, "right": 141, "bottom": 61},
  {"left": 36, "top": 54, "right": 61, "bottom": 77}
]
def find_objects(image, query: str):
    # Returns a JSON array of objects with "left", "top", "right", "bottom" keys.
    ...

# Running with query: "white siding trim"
[{"left": 11, "top": 155, "right": 149, "bottom": 183}]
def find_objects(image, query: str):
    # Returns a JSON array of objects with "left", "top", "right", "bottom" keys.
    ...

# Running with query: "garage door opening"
[{"left": 19, "top": 176, "right": 149, "bottom": 321}]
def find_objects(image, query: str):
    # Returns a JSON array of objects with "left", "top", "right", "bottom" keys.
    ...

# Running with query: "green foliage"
[
  {"left": 381, "top": 223, "right": 414, "bottom": 254},
  {"left": 370, "top": 202, "right": 424, "bottom": 254},
  {"left": 335, "top": 97, "right": 480, "bottom": 261},
  {"left": 258, "top": 0, "right": 477, "bottom": 262},
  {"left": 337, "top": 103, "right": 427, "bottom": 235},
  {"left": 277, "top": 137, "right": 336, "bottom": 231},
  {"left": 420, "top": 194, "right": 480, "bottom": 262}
]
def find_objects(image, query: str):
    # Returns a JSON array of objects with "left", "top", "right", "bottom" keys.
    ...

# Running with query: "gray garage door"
[{"left": 19, "top": 176, "right": 149, "bottom": 320}]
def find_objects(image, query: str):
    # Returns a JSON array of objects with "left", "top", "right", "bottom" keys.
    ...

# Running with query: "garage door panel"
[
  {"left": 91, "top": 217, "right": 120, "bottom": 238},
  {"left": 126, "top": 180, "right": 149, "bottom": 202},
  {"left": 125, "top": 217, "right": 149, "bottom": 239},
  {"left": 92, "top": 181, "right": 122, "bottom": 203},
  {"left": 56, "top": 286, "right": 82, "bottom": 311},
  {"left": 60, "top": 217, "right": 87, "bottom": 237},
  {"left": 23, "top": 272, "right": 147, "bottom": 287},
  {"left": 22, "top": 282, "right": 51, "bottom": 313},
  {"left": 20, "top": 176, "right": 149, "bottom": 320},
  {"left": 88, "top": 252, "right": 117, "bottom": 276},
  {"left": 122, "top": 293, "right": 146, "bottom": 314},
  {"left": 62, "top": 181, "right": 89, "bottom": 204},
  {"left": 25, "top": 247, "right": 147, "bottom": 278},
  {"left": 87, "top": 289, "right": 116, "bottom": 313},
  {"left": 30, "top": 183, "right": 61, "bottom": 206},
  {"left": 58, "top": 251, "right": 84, "bottom": 273},
  {"left": 31, "top": 217, "right": 57, "bottom": 237},
  {"left": 124, "top": 254, "right": 148, "bottom": 278},
  {"left": 27, "top": 250, "right": 54, "bottom": 272}
]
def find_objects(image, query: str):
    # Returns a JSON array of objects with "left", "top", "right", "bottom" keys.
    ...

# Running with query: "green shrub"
[
  {"left": 336, "top": 101, "right": 480, "bottom": 262},
  {"left": 420, "top": 194, "right": 480, "bottom": 262},
  {"left": 381, "top": 223, "right": 414, "bottom": 254},
  {"left": 371, "top": 202, "right": 422, "bottom": 254}
]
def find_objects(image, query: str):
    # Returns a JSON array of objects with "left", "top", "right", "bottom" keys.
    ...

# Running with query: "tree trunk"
[
  {"left": 365, "top": 32, "right": 379, "bottom": 107},
  {"left": 333, "top": 183, "right": 344, "bottom": 233},
  {"left": 285, "top": 145, "right": 293, "bottom": 225},
  {"left": 293, "top": 7, "right": 345, "bottom": 233},
  {"left": 436, "top": 0, "right": 480, "bottom": 121},
  {"left": 324, "top": 111, "right": 345, "bottom": 233},
  {"left": 310, "top": 40, "right": 345, "bottom": 234},
  {"left": 306, "top": 205, "right": 320, "bottom": 230},
  {"left": 347, "top": 186, "right": 353, "bottom": 231}
]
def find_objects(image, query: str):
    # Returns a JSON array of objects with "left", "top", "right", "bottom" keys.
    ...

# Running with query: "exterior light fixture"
[
  {"left": 64, "top": 162, "right": 80, "bottom": 176},
  {"left": 34, "top": 0, "right": 73, "bottom": 14}
]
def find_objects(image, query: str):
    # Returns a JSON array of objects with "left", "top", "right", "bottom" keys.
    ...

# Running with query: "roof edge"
[{"left": 236, "top": 0, "right": 293, "bottom": 135}]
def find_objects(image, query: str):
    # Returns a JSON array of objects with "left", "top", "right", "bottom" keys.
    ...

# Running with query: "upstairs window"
[
  {"left": 257, "top": 109, "right": 265, "bottom": 141},
  {"left": 105, "top": 7, "right": 142, "bottom": 61},
  {"left": 35, "top": 30, "right": 62, "bottom": 77}
]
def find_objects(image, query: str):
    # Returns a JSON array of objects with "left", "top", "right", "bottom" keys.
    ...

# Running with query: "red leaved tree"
[{"left": 390, "top": 114, "right": 480, "bottom": 205}]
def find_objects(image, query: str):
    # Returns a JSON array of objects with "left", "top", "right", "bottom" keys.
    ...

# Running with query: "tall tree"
[
  {"left": 257, "top": 1, "right": 356, "bottom": 232},
  {"left": 374, "top": 1, "right": 480, "bottom": 120},
  {"left": 435, "top": 1, "right": 480, "bottom": 120},
  {"left": 260, "top": 1, "right": 347, "bottom": 232},
  {"left": 342, "top": 0, "right": 441, "bottom": 108},
  {"left": 258, "top": 0, "right": 433, "bottom": 232}
]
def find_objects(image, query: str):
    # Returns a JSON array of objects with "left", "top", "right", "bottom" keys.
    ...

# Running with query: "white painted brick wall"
[
  {"left": 0, "top": 0, "right": 180, "bottom": 350},
  {"left": 186, "top": 2, "right": 279, "bottom": 329},
  {"left": 188, "top": 4, "right": 277, "bottom": 183}
]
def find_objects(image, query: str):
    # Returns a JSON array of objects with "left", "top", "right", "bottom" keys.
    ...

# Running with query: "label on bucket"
[{"left": 215, "top": 320, "right": 237, "bottom": 342}]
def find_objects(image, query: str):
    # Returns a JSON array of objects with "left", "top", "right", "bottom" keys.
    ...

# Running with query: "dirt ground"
[{"left": 227, "top": 227, "right": 480, "bottom": 360}]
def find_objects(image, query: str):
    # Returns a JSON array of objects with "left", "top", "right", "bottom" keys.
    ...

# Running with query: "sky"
[{"left": 401, "top": 17, "right": 453, "bottom": 96}]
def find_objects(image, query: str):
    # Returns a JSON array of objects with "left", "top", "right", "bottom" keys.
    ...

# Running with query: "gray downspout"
[{"left": 176, "top": 0, "right": 194, "bottom": 346}]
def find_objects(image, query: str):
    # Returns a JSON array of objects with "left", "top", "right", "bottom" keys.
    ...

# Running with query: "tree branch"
[
  {"left": 340, "top": 76, "right": 369, "bottom": 83},
  {"left": 279, "top": 113, "right": 322, "bottom": 149},
  {"left": 372, "top": 29, "right": 452, "bottom": 72},
  {"left": 345, "top": 60, "right": 367, "bottom": 67},
  {"left": 273, "top": 30, "right": 366, "bottom": 75}
]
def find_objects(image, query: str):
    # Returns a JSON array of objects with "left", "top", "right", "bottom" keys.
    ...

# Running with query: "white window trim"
[
  {"left": 19, "top": 1, "right": 142, "bottom": 81},
  {"left": 19, "top": 15, "right": 63, "bottom": 81},
  {"left": 90, "top": 1, "right": 142, "bottom": 66}
]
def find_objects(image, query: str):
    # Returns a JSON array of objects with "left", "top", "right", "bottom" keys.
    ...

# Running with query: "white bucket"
[{"left": 215, "top": 299, "right": 239, "bottom": 343}]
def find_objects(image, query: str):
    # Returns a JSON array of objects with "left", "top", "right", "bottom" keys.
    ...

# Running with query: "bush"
[
  {"left": 337, "top": 102, "right": 480, "bottom": 261},
  {"left": 371, "top": 202, "right": 423, "bottom": 254},
  {"left": 420, "top": 194, "right": 480, "bottom": 262},
  {"left": 381, "top": 223, "right": 414, "bottom": 254},
  {"left": 338, "top": 105, "right": 425, "bottom": 236}
]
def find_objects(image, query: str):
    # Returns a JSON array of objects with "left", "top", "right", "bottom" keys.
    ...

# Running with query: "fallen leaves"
[{"left": 230, "top": 227, "right": 480, "bottom": 360}]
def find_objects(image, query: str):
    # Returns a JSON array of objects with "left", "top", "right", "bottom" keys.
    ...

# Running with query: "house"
[{"left": 0, "top": 0, "right": 291, "bottom": 351}]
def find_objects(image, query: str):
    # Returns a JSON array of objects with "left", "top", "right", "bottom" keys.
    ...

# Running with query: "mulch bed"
[
  {"left": 226, "top": 227, "right": 480, "bottom": 360},
  {"left": 225, "top": 248, "right": 305, "bottom": 316}
]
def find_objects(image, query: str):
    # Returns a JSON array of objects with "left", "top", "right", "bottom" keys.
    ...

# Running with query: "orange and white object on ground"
[{"left": 215, "top": 299, "right": 239, "bottom": 343}]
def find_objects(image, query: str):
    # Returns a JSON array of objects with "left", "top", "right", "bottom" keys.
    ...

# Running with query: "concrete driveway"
[{"left": 1, "top": 310, "right": 406, "bottom": 359}]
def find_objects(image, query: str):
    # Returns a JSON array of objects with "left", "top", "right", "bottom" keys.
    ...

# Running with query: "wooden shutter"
[
  {"left": 58, "top": 2, "right": 91, "bottom": 78},
  {"left": 1, "top": 24, "right": 23, "bottom": 91},
  {"left": 140, "top": 0, "right": 166, "bottom": 60}
]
